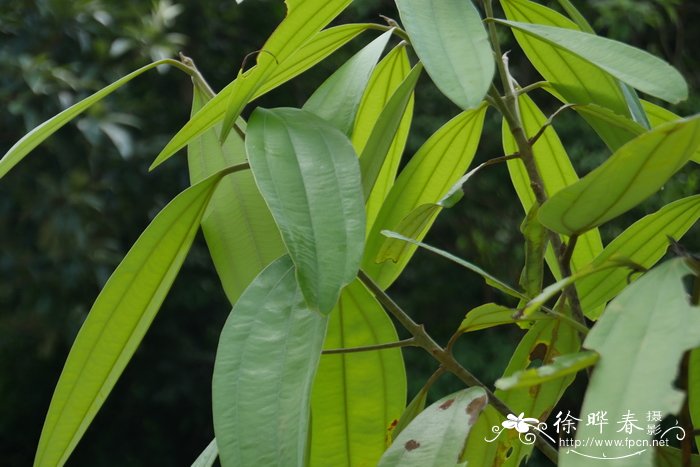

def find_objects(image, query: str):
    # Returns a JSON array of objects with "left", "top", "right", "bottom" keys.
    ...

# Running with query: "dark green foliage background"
[{"left": 0, "top": 0, "right": 697, "bottom": 465}]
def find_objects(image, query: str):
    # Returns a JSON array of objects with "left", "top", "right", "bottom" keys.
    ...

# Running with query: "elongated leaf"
[
  {"left": 151, "top": 22, "right": 368, "bottom": 169},
  {"left": 391, "top": 370, "right": 443, "bottom": 442},
  {"left": 571, "top": 102, "right": 646, "bottom": 151},
  {"left": 689, "top": 349, "right": 700, "bottom": 451},
  {"left": 359, "top": 63, "right": 422, "bottom": 200},
  {"left": 353, "top": 44, "right": 414, "bottom": 231},
  {"left": 562, "top": 259, "right": 700, "bottom": 467},
  {"left": 577, "top": 195, "right": 700, "bottom": 317},
  {"left": 191, "top": 439, "right": 218, "bottom": 467},
  {"left": 378, "top": 388, "right": 488, "bottom": 467},
  {"left": 247, "top": 108, "right": 365, "bottom": 313},
  {"left": 656, "top": 447, "right": 700, "bottom": 467},
  {"left": 496, "top": 19, "right": 687, "bottom": 103},
  {"left": 464, "top": 319, "right": 579, "bottom": 466},
  {"left": 212, "top": 256, "right": 327, "bottom": 467},
  {"left": 458, "top": 303, "right": 547, "bottom": 334},
  {"left": 304, "top": 29, "right": 392, "bottom": 135},
  {"left": 396, "top": 0, "right": 493, "bottom": 109},
  {"left": 188, "top": 83, "right": 284, "bottom": 304},
  {"left": 382, "top": 231, "right": 526, "bottom": 300},
  {"left": 643, "top": 100, "right": 700, "bottom": 164},
  {"left": 219, "top": 0, "right": 353, "bottom": 141},
  {"left": 495, "top": 351, "right": 598, "bottom": 390},
  {"left": 1, "top": 59, "right": 174, "bottom": 179},
  {"left": 503, "top": 94, "right": 603, "bottom": 278},
  {"left": 539, "top": 115, "right": 700, "bottom": 235},
  {"left": 34, "top": 170, "right": 233, "bottom": 467},
  {"left": 310, "top": 279, "right": 406, "bottom": 467},
  {"left": 363, "top": 106, "right": 487, "bottom": 289}
]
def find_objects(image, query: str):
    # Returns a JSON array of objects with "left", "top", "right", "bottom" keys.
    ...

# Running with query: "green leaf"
[
  {"left": 689, "top": 349, "right": 700, "bottom": 451},
  {"left": 378, "top": 388, "right": 488, "bottom": 467},
  {"left": 188, "top": 83, "right": 284, "bottom": 304},
  {"left": 577, "top": 195, "right": 700, "bottom": 318},
  {"left": 191, "top": 439, "right": 218, "bottom": 467},
  {"left": 310, "top": 279, "right": 406, "bottom": 467},
  {"left": 304, "top": 29, "right": 392, "bottom": 135},
  {"left": 570, "top": 102, "right": 646, "bottom": 151},
  {"left": 496, "top": 19, "right": 687, "bottom": 103},
  {"left": 390, "top": 372, "right": 440, "bottom": 442},
  {"left": 562, "top": 259, "right": 700, "bottom": 467},
  {"left": 246, "top": 108, "right": 365, "bottom": 314},
  {"left": 0, "top": 59, "right": 173, "bottom": 180},
  {"left": 34, "top": 169, "right": 233, "bottom": 467},
  {"left": 458, "top": 303, "right": 547, "bottom": 334},
  {"left": 359, "top": 63, "right": 422, "bottom": 201},
  {"left": 396, "top": 0, "right": 493, "bottom": 109},
  {"left": 519, "top": 204, "right": 547, "bottom": 298},
  {"left": 219, "top": 0, "right": 353, "bottom": 141},
  {"left": 212, "top": 256, "right": 327, "bottom": 467},
  {"left": 538, "top": 115, "right": 700, "bottom": 236},
  {"left": 463, "top": 319, "right": 579, "bottom": 466},
  {"left": 363, "top": 106, "right": 487, "bottom": 289},
  {"left": 655, "top": 447, "right": 700, "bottom": 467},
  {"left": 151, "top": 22, "right": 369, "bottom": 169},
  {"left": 502, "top": 94, "right": 603, "bottom": 279},
  {"left": 381, "top": 231, "right": 526, "bottom": 301},
  {"left": 495, "top": 351, "right": 598, "bottom": 390},
  {"left": 352, "top": 44, "right": 414, "bottom": 231},
  {"left": 643, "top": 100, "right": 700, "bottom": 164}
]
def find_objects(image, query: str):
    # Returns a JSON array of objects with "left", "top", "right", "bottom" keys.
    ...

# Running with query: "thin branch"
[
  {"left": 528, "top": 104, "right": 576, "bottom": 147},
  {"left": 322, "top": 338, "right": 417, "bottom": 355},
  {"left": 516, "top": 81, "right": 549, "bottom": 96}
]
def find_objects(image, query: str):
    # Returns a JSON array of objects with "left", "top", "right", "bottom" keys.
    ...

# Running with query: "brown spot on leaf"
[
  {"left": 529, "top": 342, "right": 548, "bottom": 362},
  {"left": 405, "top": 439, "right": 420, "bottom": 451},
  {"left": 439, "top": 398, "right": 455, "bottom": 410},
  {"left": 466, "top": 395, "right": 488, "bottom": 424}
]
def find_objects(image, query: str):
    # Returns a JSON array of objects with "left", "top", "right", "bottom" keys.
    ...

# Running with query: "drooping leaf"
[
  {"left": 304, "top": 29, "right": 392, "bottom": 135},
  {"left": 378, "top": 388, "right": 488, "bottom": 467},
  {"left": 191, "top": 439, "right": 218, "bottom": 467},
  {"left": 0, "top": 59, "right": 173, "bottom": 179},
  {"left": 34, "top": 169, "right": 236, "bottom": 467},
  {"left": 562, "top": 259, "right": 700, "bottom": 467},
  {"left": 363, "top": 106, "right": 487, "bottom": 289},
  {"left": 151, "top": 22, "right": 369, "bottom": 169},
  {"left": 359, "top": 63, "right": 422, "bottom": 201},
  {"left": 496, "top": 19, "right": 687, "bottom": 104},
  {"left": 577, "top": 195, "right": 700, "bottom": 318},
  {"left": 538, "top": 115, "right": 700, "bottom": 236},
  {"left": 689, "top": 349, "right": 700, "bottom": 451},
  {"left": 458, "top": 303, "right": 547, "bottom": 334},
  {"left": 353, "top": 44, "right": 414, "bottom": 232},
  {"left": 246, "top": 108, "right": 365, "bottom": 313},
  {"left": 495, "top": 351, "right": 598, "bottom": 390},
  {"left": 212, "top": 256, "right": 328, "bottom": 467},
  {"left": 502, "top": 93, "right": 603, "bottom": 279},
  {"left": 310, "top": 279, "right": 406, "bottom": 467},
  {"left": 188, "top": 83, "right": 284, "bottom": 304},
  {"left": 218, "top": 0, "right": 353, "bottom": 141},
  {"left": 463, "top": 320, "right": 579, "bottom": 466},
  {"left": 395, "top": 0, "right": 494, "bottom": 109}
]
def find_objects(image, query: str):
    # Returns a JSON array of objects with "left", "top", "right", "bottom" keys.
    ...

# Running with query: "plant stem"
[
  {"left": 322, "top": 338, "right": 417, "bottom": 355},
  {"left": 358, "top": 270, "right": 560, "bottom": 465}
]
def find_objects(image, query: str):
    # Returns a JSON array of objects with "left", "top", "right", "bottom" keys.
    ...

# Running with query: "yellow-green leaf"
[
  {"left": 310, "top": 279, "right": 406, "bottom": 467},
  {"left": 538, "top": 115, "right": 700, "bottom": 236},
  {"left": 458, "top": 303, "right": 547, "bottom": 334},
  {"left": 495, "top": 351, "right": 598, "bottom": 390},
  {"left": 643, "top": 100, "right": 700, "bottom": 164}
]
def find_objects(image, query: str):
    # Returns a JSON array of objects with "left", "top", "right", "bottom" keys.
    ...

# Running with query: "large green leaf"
[
  {"left": 577, "top": 195, "right": 700, "bottom": 318},
  {"left": 352, "top": 44, "right": 414, "bottom": 231},
  {"left": 363, "top": 106, "right": 487, "bottom": 289},
  {"left": 212, "top": 256, "right": 328, "bottom": 467},
  {"left": 0, "top": 59, "right": 175, "bottom": 179},
  {"left": 151, "top": 22, "right": 368, "bottom": 169},
  {"left": 643, "top": 100, "right": 700, "bottom": 164},
  {"left": 188, "top": 83, "right": 284, "bottom": 304},
  {"left": 34, "top": 169, "right": 234, "bottom": 467},
  {"left": 562, "top": 259, "right": 700, "bottom": 467},
  {"left": 304, "top": 29, "right": 392, "bottom": 135},
  {"left": 246, "top": 108, "right": 365, "bottom": 314},
  {"left": 496, "top": 19, "right": 687, "bottom": 103},
  {"left": 502, "top": 94, "right": 603, "bottom": 279},
  {"left": 218, "top": 0, "right": 353, "bottom": 141},
  {"left": 359, "top": 63, "right": 422, "bottom": 200},
  {"left": 539, "top": 115, "right": 700, "bottom": 235},
  {"left": 656, "top": 447, "right": 700, "bottom": 467},
  {"left": 395, "top": 0, "right": 493, "bottom": 110},
  {"left": 495, "top": 351, "right": 598, "bottom": 390},
  {"left": 378, "top": 388, "right": 488, "bottom": 467},
  {"left": 310, "top": 279, "right": 406, "bottom": 467},
  {"left": 463, "top": 319, "right": 579, "bottom": 466},
  {"left": 191, "top": 439, "right": 218, "bottom": 467}
]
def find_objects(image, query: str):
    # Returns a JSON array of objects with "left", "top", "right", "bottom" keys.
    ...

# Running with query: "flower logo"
[{"left": 502, "top": 412, "right": 540, "bottom": 433}]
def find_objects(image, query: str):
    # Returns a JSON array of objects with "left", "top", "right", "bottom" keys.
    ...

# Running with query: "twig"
[{"left": 528, "top": 104, "right": 576, "bottom": 147}]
